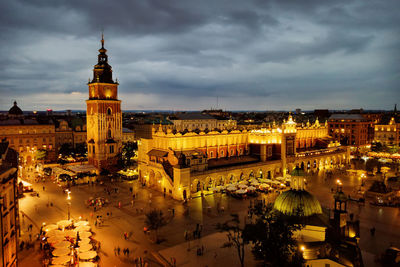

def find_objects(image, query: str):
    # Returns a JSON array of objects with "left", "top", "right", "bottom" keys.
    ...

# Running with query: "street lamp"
[
  {"left": 67, "top": 190, "right": 71, "bottom": 220},
  {"left": 336, "top": 179, "right": 342, "bottom": 192}
]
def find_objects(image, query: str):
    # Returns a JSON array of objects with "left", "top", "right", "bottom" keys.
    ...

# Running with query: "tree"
[
  {"left": 217, "top": 214, "right": 248, "bottom": 267},
  {"left": 121, "top": 141, "right": 137, "bottom": 167},
  {"left": 74, "top": 143, "right": 87, "bottom": 157},
  {"left": 144, "top": 209, "right": 168, "bottom": 243},
  {"left": 58, "top": 143, "right": 73, "bottom": 157},
  {"left": 243, "top": 203, "right": 304, "bottom": 267},
  {"left": 35, "top": 149, "right": 47, "bottom": 161},
  {"left": 366, "top": 158, "right": 381, "bottom": 173}
]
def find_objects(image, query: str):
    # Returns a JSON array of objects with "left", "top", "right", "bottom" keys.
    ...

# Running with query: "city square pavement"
[{"left": 17, "top": 163, "right": 400, "bottom": 266}]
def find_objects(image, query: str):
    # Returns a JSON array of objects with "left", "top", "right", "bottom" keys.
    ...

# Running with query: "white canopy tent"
[{"left": 79, "top": 251, "right": 97, "bottom": 260}]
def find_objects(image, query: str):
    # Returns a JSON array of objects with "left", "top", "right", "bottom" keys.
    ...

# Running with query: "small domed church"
[{"left": 273, "top": 167, "right": 362, "bottom": 266}]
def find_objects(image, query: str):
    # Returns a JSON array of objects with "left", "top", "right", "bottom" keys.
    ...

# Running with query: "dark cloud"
[{"left": 0, "top": 0, "right": 399, "bottom": 111}]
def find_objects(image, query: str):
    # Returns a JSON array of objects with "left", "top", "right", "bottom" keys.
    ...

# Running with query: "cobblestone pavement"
[{"left": 17, "top": 163, "right": 400, "bottom": 266}]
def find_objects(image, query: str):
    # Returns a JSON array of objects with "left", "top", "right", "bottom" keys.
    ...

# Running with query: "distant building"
[
  {"left": 374, "top": 117, "right": 400, "bottom": 146},
  {"left": 0, "top": 101, "right": 56, "bottom": 163},
  {"left": 122, "top": 128, "right": 135, "bottom": 143},
  {"left": 328, "top": 114, "right": 374, "bottom": 147},
  {"left": 0, "top": 140, "right": 19, "bottom": 267},
  {"left": 314, "top": 109, "right": 330, "bottom": 120},
  {"left": 55, "top": 118, "right": 87, "bottom": 150},
  {"left": 201, "top": 109, "right": 231, "bottom": 117},
  {"left": 171, "top": 112, "right": 236, "bottom": 131}
]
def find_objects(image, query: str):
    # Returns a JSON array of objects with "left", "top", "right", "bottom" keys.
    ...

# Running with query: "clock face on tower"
[{"left": 104, "top": 86, "right": 111, "bottom": 98}]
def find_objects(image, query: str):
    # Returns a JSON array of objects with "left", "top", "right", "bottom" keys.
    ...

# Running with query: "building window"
[
  {"left": 107, "top": 108, "right": 112, "bottom": 115},
  {"left": 109, "top": 145, "right": 114, "bottom": 153},
  {"left": 268, "top": 146, "right": 272, "bottom": 157},
  {"left": 108, "top": 129, "right": 112, "bottom": 139},
  {"left": 93, "top": 146, "right": 95, "bottom": 154}
]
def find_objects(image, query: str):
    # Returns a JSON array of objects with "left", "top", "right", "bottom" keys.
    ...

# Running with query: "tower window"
[
  {"left": 110, "top": 145, "right": 114, "bottom": 153},
  {"left": 107, "top": 129, "right": 112, "bottom": 139},
  {"left": 107, "top": 108, "right": 112, "bottom": 115}
]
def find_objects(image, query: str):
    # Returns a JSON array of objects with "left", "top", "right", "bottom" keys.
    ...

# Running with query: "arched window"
[
  {"left": 107, "top": 108, "right": 112, "bottom": 115},
  {"left": 107, "top": 129, "right": 112, "bottom": 139}
]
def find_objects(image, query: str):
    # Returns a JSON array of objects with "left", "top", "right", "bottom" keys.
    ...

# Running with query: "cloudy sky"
[{"left": 0, "top": 0, "right": 399, "bottom": 111}]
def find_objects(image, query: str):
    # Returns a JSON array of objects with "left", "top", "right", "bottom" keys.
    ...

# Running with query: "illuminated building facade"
[
  {"left": 374, "top": 117, "right": 400, "bottom": 146},
  {"left": 122, "top": 128, "right": 135, "bottom": 143},
  {"left": 86, "top": 36, "right": 122, "bottom": 171},
  {"left": 0, "top": 140, "right": 19, "bottom": 267},
  {"left": 328, "top": 114, "right": 374, "bottom": 147},
  {"left": 0, "top": 102, "right": 56, "bottom": 164},
  {"left": 55, "top": 119, "right": 87, "bottom": 149},
  {"left": 138, "top": 115, "right": 349, "bottom": 200}
]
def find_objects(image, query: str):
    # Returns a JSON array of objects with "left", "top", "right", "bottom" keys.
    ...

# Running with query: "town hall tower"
[{"left": 86, "top": 35, "right": 122, "bottom": 171}]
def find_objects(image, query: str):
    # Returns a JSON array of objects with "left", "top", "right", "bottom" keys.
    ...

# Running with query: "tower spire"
[{"left": 90, "top": 33, "right": 114, "bottom": 84}]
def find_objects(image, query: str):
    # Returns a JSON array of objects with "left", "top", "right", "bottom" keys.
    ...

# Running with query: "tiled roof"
[
  {"left": 174, "top": 113, "right": 216, "bottom": 120},
  {"left": 329, "top": 114, "right": 368, "bottom": 121}
]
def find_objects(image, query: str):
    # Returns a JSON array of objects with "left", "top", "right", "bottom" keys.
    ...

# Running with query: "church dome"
[
  {"left": 273, "top": 189, "right": 322, "bottom": 217},
  {"left": 290, "top": 167, "right": 306, "bottom": 177},
  {"left": 8, "top": 101, "right": 23, "bottom": 116}
]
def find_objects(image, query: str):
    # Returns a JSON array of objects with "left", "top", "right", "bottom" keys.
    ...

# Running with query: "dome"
[
  {"left": 273, "top": 189, "right": 322, "bottom": 217},
  {"left": 291, "top": 167, "right": 306, "bottom": 177},
  {"left": 8, "top": 101, "right": 23, "bottom": 116}
]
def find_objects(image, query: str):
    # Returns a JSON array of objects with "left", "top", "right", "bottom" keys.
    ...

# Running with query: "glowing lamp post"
[
  {"left": 67, "top": 190, "right": 71, "bottom": 220},
  {"left": 336, "top": 179, "right": 342, "bottom": 192}
]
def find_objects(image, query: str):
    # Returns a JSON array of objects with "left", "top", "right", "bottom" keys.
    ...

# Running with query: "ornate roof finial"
[{"left": 101, "top": 30, "right": 104, "bottom": 48}]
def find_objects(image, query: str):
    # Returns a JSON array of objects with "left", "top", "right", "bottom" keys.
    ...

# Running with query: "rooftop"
[
  {"left": 328, "top": 114, "right": 368, "bottom": 121},
  {"left": 173, "top": 112, "right": 216, "bottom": 120}
]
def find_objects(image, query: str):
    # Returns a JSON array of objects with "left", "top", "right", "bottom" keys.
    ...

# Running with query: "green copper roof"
[
  {"left": 291, "top": 167, "right": 306, "bottom": 177},
  {"left": 273, "top": 189, "right": 322, "bottom": 217}
]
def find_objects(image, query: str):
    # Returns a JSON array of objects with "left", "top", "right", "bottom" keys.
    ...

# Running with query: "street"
[{"left": 17, "top": 163, "right": 400, "bottom": 266}]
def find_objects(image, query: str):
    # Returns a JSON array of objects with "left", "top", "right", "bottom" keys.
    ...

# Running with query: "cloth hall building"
[{"left": 138, "top": 115, "right": 349, "bottom": 200}]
